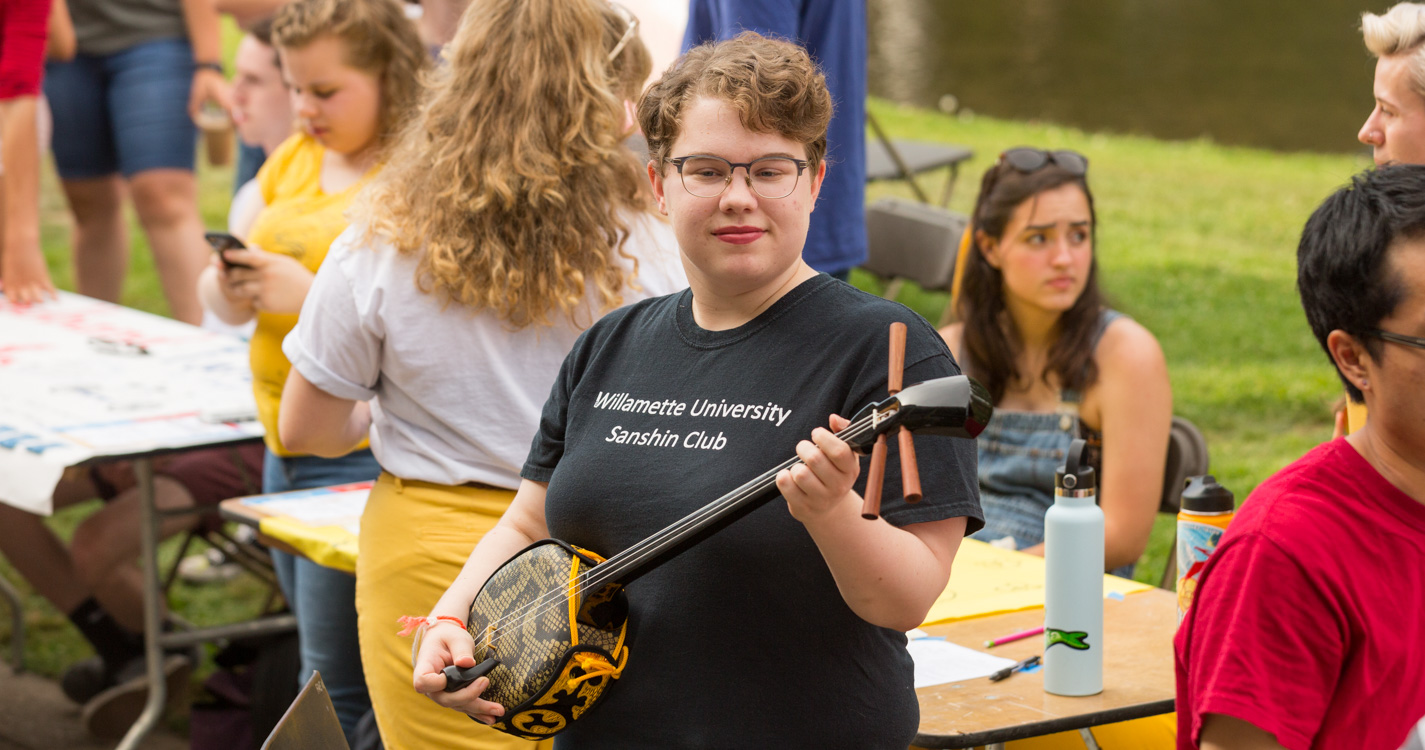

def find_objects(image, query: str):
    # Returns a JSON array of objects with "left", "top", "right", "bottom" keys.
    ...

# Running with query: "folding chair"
[
  {"left": 1156, "top": 417, "right": 1211, "bottom": 589},
  {"left": 865, "top": 111, "right": 974, "bottom": 207},
  {"left": 863, "top": 197, "right": 967, "bottom": 325}
]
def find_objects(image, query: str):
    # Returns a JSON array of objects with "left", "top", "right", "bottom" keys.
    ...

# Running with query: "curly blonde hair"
[
  {"left": 638, "top": 31, "right": 832, "bottom": 174},
  {"left": 270, "top": 0, "right": 428, "bottom": 154},
  {"left": 354, "top": 0, "right": 655, "bottom": 329}
]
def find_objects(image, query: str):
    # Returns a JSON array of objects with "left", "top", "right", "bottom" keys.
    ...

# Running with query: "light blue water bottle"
[{"left": 1043, "top": 438, "right": 1104, "bottom": 696}]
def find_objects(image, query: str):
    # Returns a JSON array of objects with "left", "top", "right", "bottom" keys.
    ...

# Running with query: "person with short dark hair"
[
  {"left": 414, "top": 31, "right": 981, "bottom": 748},
  {"left": 682, "top": 0, "right": 867, "bottom": 280},
  {"left": 1175, "top": 165, "right": 1425, "bottom": 750}
]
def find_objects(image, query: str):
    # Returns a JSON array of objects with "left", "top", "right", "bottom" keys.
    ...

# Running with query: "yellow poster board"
[{"left": 921, "top": 539, "right": 1154, "bottom": 626}]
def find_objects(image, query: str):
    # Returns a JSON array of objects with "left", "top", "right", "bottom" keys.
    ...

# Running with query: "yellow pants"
[
  {"left": 998, "top": 714, "right": 1176, "bottom": 748},
  {"left": 356, "top": 473, "right": 551, "bottom": 750}
]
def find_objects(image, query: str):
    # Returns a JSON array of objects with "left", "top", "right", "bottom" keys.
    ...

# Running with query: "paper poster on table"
[
  {"left": 241, "top": 482, "right": 370, "bottom": 574},
  {"left": 0, "top": 292, "right": 263, "bottom": 514},
  {"left": 921, "top": 539, "right": 1153, "bottom": 626}
]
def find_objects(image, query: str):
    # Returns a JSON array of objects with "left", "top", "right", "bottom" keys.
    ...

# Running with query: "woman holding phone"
[
  {"left": 196, "top": 0, "right": 426, "bottom": 742},
  {"left": 276, "top": 0, "right": 684, "bottom": 746}
]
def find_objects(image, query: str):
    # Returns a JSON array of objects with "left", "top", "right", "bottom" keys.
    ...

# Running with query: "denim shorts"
[{"left": 44, "top": 37, "right": 197, "bottom": 179}]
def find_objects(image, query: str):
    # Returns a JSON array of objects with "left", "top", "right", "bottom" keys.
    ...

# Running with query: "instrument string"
[
  {"left": 480, "top": 411, "right": 889, "bottom": 643},
  {"left": 481, "top": 413, "right": 885, "bottom": 641}
]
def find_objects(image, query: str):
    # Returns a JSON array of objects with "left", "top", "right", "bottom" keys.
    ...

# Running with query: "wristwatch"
[{"left": 194, "top": 61, "right": 224, "bottom": 75}]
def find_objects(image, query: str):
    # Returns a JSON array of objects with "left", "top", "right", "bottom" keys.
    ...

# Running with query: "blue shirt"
[{"left": 683, "top": 0, "right": 868, "bottom": 275}]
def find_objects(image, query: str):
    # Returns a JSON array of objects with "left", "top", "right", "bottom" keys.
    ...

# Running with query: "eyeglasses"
[
  {"left": 665, "top": 154, "right": 809, "bottom": 199},
  {"left": 608, "top": 2, "right": 639, "bottom": 61},
  {"left": 1372, "top": 328, "right": 1425, "bottom": 351},
  {"left": 998, "top": 147, "right": 1089, "bottom": 176}
]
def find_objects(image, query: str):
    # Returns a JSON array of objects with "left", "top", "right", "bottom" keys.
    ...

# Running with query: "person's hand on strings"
[
  {"left": 778, "top": 413, "right": 860, "bottom": 522},
  {"left": 412, "top": 617, "right": 506, "bottom": 724}
]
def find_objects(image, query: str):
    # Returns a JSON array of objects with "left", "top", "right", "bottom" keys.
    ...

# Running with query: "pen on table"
[
  {"left": 984, "top": 625, "right": 1044, "bottom": 648},
  {"left": 988, "top": 654, "right": 1041, "bottom": 682}
]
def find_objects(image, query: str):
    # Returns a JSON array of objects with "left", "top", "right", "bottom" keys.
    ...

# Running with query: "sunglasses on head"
[
  {"left": 607, "top": 2, "right": 639, "bottom": 61},
  {"left": 998, "top": 147, "right": 1089, "bottom": 176}
]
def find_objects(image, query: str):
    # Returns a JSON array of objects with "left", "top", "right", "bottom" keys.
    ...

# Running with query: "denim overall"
[{"left": 967, "top": 311, "right": 1135, "bottom": 579}]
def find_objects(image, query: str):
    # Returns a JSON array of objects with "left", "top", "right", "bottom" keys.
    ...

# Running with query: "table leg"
[
  {"left": 0, "top": 572, "right": 23, "bottom": 672},
  {"left": 115, "top": 458, "right": 166, "bottom": 750},
  {"left": 1078, "top": 727, "right": 1102, "bottom": 750}
]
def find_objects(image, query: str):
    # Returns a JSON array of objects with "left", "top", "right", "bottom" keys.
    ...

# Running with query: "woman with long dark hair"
[{"left": 942, "top": 149, "right": 1171, "bottom": 576}]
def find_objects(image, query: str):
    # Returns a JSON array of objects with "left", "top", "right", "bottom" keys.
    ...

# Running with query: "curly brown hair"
[
  {"left": 270, "top": 0, "right": 428, "bottom": 154},
  {"left": 354, "top": 0, "right": 655, "bottom": 329},
  {"left": 638, "top": 31, "right": 832, "bottom": 174}
]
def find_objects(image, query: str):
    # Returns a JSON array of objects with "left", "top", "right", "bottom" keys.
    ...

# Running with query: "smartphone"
[{"left": 205, "top": 231, "right": 252, "bottom": 269}]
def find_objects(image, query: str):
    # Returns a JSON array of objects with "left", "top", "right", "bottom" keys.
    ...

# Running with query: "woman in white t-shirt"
[{"left": 275, "top": 1, "right": 683, "bottom": 747}]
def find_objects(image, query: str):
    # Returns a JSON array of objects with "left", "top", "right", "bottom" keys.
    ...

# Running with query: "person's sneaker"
[
  {"left": 79, "top": 653, "right": 192, "bottom": 740},
  {"left": 177, "top": 547, "right": 242, "bottom": 584},
  {"left": 59, "top": 656, "right": 110, "bottom": 705}
]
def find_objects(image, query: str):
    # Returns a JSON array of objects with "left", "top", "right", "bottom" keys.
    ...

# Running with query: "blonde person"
[
  {"left": 196, "top": 0, "right": 427, "bottom": 743},
  {"left": 276, "top": 0, "right": 684, "bottom": 746},
  {"left": 1341, "top": 2, "right": 1425, "bottom": 437},
  {"left": 409, "top": 32, "right": 981, "bottom": 748}
]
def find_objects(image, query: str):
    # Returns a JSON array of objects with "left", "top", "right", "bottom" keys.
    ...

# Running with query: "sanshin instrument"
[{"left": 442, "top": 327, "right": 992, "bottom": 740}]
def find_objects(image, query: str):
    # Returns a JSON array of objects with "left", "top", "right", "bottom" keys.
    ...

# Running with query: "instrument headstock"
[{"left": 845, "top": 375, "right": 993, "bottom": 452}]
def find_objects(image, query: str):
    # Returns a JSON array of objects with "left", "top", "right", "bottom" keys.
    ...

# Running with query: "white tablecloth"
[{"left": 0, "top": 292, "right": 263, "bottom": 514}]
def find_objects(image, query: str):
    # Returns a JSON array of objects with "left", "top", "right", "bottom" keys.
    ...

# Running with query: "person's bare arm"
[
  {"left": 180, "top": 0, "right": 232, "bottom": 116},
  {"left": 279, "top": 368, "right": 371, "bottom": 457},
  {"left": 779, "top": 415, "right": 967, "bottom": 631},
  {"left": 413, "top": 480, "right": 551, "bottom": 722},
  {"left": 1199, "top": 713, "right": 1289, "bottom": 750},
  {"left": 46, "top": 0, "right": 75, "bottom": 61},
  {"left": 215, "top": 0, "right": 290, "bottom": 30},
  {"left": 1092, "top": 318, "right": 1172, "bottom": 570},
  {"left": 0, "top": 97, "right": 56, "bottom": 303}
]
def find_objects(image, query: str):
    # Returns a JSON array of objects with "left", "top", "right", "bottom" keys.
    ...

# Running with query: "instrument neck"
[{"left": 587, "top": 417, "right": 874, "bottom": 588}]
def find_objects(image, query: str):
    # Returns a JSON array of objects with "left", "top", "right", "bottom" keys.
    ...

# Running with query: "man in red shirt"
[{"left": 1175, "top": 165, "right": 1425, "bottom": 749}]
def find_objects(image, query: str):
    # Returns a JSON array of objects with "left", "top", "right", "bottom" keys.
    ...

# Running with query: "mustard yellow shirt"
[{"left": 247, "top": 134, "right": 371, "bottom": 456}]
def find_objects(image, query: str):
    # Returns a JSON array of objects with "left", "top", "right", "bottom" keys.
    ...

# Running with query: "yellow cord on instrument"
[{"left": 563, "top": 553, "right": 627, "bottom": 687}]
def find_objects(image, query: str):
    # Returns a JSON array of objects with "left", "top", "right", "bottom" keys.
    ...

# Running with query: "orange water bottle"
[{"left": 1176, "top": 475, "right": 1234, "bottom": 622}]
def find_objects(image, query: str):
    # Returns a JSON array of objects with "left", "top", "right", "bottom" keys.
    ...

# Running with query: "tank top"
[{"left": 963, "top": 310, "right": 1135, "bottom": 578}]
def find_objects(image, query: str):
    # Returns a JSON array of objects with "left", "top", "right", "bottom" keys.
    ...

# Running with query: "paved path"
[{"left": 0, "top": 663, "right": 188, "bottom": 750}]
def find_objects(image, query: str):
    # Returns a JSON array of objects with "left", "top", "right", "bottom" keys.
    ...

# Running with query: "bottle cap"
[
  {"left": 1181, "top": 475, "right": 1234, "bottom": 513},
  {"left": 1055, "top": 438, "right": 1095, "bottom": 493}
]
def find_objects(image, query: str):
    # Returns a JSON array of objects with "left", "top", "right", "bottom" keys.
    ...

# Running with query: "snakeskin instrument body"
[{"left": 466, "top": 539, "right": 629, "bottom": 740}]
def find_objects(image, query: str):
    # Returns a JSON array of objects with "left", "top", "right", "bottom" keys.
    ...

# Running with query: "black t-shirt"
[{"left": 523, "top": 275, "right": 982, "bottom": 749}]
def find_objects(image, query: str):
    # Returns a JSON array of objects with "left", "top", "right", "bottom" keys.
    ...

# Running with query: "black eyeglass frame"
[
  {"left": 998, "top": 147, "right": 1089, "bottom": 177},
  {"left": 1371, "top": 328, "right": 1425, "bottom": 351},
  {"left": 664, "top": 154, "right": 810, "bottom": 199}
]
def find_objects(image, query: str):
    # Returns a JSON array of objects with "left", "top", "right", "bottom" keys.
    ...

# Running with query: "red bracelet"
[{"left": 434, "top": 615, "right": 466, "bottom": 629}]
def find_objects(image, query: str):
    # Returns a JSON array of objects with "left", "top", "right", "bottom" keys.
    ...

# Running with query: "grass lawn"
[{"left": 1, "top": 98, "right": 1369, "bottom": 679}]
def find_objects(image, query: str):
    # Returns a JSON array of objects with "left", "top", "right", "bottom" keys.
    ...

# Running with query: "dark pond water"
[{"left": 867, "top": 0, "right": 1383, "bottom": 154}]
